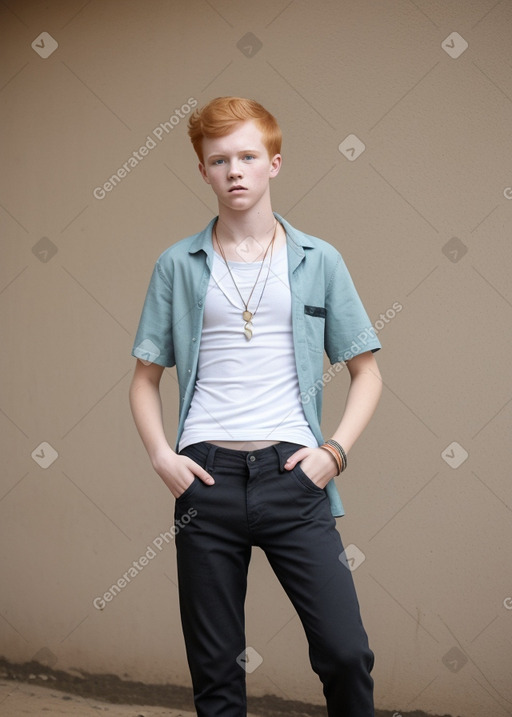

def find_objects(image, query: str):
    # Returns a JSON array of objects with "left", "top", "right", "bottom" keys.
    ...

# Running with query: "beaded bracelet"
[
  {"left": 323, "top": 439, "right": 348, "bottom": 473},
  {"left": 320, "top": 443, "right": 342, "bottom": 475},
  {"left": 326, "top": 439, "right": 347, "bottom": 472}
]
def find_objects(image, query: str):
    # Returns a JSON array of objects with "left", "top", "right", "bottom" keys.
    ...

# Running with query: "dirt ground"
[
  {"left": 1, "top": 679, "right": 193, "bottom": 717},
  {"left": 0, "top": 658, "right": 456, "bottom": 717}
]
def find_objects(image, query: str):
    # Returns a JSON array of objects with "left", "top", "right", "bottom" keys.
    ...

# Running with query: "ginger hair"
[{"left": 188, "top": 97, "right": 282, "bottom": 164}]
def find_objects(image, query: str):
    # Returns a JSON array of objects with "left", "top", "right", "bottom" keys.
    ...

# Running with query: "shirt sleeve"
[
  {"left": 324, "top": 252, "right": 381, "bottom": 364},
  {"left": 131, "top": 259, "right": 175, "bottom": 367}
]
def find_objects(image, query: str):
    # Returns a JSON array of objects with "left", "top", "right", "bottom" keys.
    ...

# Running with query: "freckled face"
[{"left": 199, "top": 121, "right": 281, "bottom": 211}]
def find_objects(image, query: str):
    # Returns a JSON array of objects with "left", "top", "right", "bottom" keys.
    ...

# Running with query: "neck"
[{"left": 216, "top": 200, "right": 276, "bottom": 244}]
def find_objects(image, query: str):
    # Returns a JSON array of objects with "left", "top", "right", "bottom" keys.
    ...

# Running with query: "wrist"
[
  {"left": 318, "top": 445, "right": 340, "bottom": 476},
  {"left": 150, "top": 445, "right": 176, "bottom": 471},
  {"left": 320, "top": 439, "right": 348, "bottom": 475}
]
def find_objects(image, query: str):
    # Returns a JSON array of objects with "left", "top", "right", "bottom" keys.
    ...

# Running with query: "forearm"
[
  {"left": 285, "top": 359, "right": 382, "bottom": 485},
  {"left": 129, "top": 376, "right": 174, "bottom": 465},
  {"left": 331, "top": 363, "right": 382, "bottom": 455}
]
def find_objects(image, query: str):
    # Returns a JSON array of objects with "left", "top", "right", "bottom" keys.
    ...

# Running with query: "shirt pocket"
[{"left": 304, "top": 305, "right": 326, "bottom": 354}]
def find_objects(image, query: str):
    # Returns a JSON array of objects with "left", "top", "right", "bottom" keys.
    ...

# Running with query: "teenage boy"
[{"left": 129, "top": 97, "right": 382, "bottom": 717}]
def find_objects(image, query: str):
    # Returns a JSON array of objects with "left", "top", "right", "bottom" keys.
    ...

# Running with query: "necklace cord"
[{"left": 214, "top": 220, "right": 278, "bottom": 320}]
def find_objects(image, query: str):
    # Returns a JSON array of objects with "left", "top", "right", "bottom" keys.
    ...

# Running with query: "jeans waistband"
[{"left": 181, "top": 441, "right": 304, "bottom": 474}]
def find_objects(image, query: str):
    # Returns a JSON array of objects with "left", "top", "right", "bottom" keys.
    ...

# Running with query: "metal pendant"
[{"left": 243, "top": 321, "right": 253, "bottom": 340}]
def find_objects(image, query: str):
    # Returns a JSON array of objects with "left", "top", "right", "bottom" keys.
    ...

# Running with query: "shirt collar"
[{"left": 187, "top": 212, "right": 314, "bottom": 266}]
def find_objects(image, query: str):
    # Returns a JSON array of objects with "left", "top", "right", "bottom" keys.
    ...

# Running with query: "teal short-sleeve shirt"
[{"left": 132, "top": 213, "right": 381, "bottom": 517}]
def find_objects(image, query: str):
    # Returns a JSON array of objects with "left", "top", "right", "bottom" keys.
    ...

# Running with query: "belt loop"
[
  {"left": 205, "top": 443, "right": 218, "bottom": 474},
  {"left": 272, "top": 443, "right": 286, "bottom": 473}
]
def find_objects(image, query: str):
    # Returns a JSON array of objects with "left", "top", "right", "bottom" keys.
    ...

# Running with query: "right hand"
[{"left": 151, "top": 447, "right": 214, "bottom": 499}]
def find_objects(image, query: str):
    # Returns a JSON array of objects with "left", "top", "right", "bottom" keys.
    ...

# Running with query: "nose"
[{"left": 228, "top": 161, "right": 243, "bottom": 178}]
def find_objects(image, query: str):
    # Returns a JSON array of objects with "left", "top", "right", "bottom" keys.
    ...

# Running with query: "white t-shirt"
[{"left": 179, "top": 245, "right": 317, "bottom": 449}]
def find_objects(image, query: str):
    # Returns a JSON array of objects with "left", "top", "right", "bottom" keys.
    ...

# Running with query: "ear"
[
  {"left": 269, "top": 153, "right": 282, "bottom": 178},
  {"left": 198, "top": 162, "right": 210, "bottom": 184}
]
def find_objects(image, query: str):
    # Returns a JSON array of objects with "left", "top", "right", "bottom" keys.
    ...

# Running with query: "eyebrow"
[{"left": 206, "top": 148, "right": 261, "bottom": 159}]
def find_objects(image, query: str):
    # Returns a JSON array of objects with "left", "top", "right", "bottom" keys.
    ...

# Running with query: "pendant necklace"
[{"left": 214, "top": 220, "right": 277, "bottom": 340}]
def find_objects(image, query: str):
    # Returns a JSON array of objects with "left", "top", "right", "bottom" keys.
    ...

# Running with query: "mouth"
[{"left": 229, "top": 186, "right": 247, "bottom": 192}]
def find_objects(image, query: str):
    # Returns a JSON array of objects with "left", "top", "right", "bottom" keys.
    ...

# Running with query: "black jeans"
[{"left": 175, "top": 441, "right": 374, "bottom": 717}]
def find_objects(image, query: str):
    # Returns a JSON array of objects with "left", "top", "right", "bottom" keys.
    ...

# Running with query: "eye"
[
  {"left": 243, "top": 154, "right": 255, "bottom": 161},
  {"left": 212, "top": 158, "right": 225, "bottom": 165}
]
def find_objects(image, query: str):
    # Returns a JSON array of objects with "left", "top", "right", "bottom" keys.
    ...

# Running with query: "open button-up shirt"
[{"left": 132, "top": 213, "right": 381, "bottom": 517}]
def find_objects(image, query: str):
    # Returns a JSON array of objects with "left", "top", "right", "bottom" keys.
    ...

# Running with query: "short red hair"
[{"left": 188, "top": 97, "right": 282, "bottom": 164}]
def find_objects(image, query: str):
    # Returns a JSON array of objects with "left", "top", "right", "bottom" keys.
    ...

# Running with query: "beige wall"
[{"left": 1, "top": 1, "right": 511, "bottom": 715}]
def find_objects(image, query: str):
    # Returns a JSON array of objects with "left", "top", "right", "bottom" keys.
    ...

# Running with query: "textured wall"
[{"left": 1, "top": 1, "right": 511, "bottom": 715}]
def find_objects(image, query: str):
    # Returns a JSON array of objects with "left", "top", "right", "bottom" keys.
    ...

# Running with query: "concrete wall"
[{"left": 1, "top": 1, "right": 511, "bottom": 715}]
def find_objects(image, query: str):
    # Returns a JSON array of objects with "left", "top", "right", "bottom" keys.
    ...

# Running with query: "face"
[{"left": 198, "top": 121, "right": 281, "bottom": 212}]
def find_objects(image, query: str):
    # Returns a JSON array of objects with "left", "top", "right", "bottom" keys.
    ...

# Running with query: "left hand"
[{"left": 284, "top": 446, "right": 339, "bottom": 489}]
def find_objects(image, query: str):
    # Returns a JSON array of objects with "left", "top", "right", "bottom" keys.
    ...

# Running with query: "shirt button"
[
  {"left": 192, "top": 337, "right": 196, "bottom": 342},
  {"left": 198, "top": 301, "right": 203, "bottom": 307}
]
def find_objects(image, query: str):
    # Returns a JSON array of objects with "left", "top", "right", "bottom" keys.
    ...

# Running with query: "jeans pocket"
[
  {"left": 292, "top": 462, "right": 324, "bottom": 494},
  {"left": 175, "top": 476, "right": 199, "bottom": 502},
  {"left": 177, "top": 444, "right": 208, "bottom": 502}
]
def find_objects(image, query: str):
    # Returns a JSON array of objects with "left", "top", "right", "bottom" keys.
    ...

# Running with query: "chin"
[{"left": 225, "top": 197, "right": 252, "bottom": 208}]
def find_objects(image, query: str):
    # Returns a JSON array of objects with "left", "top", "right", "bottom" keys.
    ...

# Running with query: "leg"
[
  {"left": 175, "top": 442, "right": 252, "bottom": 717},
  {"left": 253, "top": 443, "right": 375, "bottom": 716}
]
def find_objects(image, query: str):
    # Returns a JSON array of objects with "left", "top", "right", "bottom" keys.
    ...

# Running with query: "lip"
[{"left": 229, "top": 186, "right": 247, "bottom": 192}]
